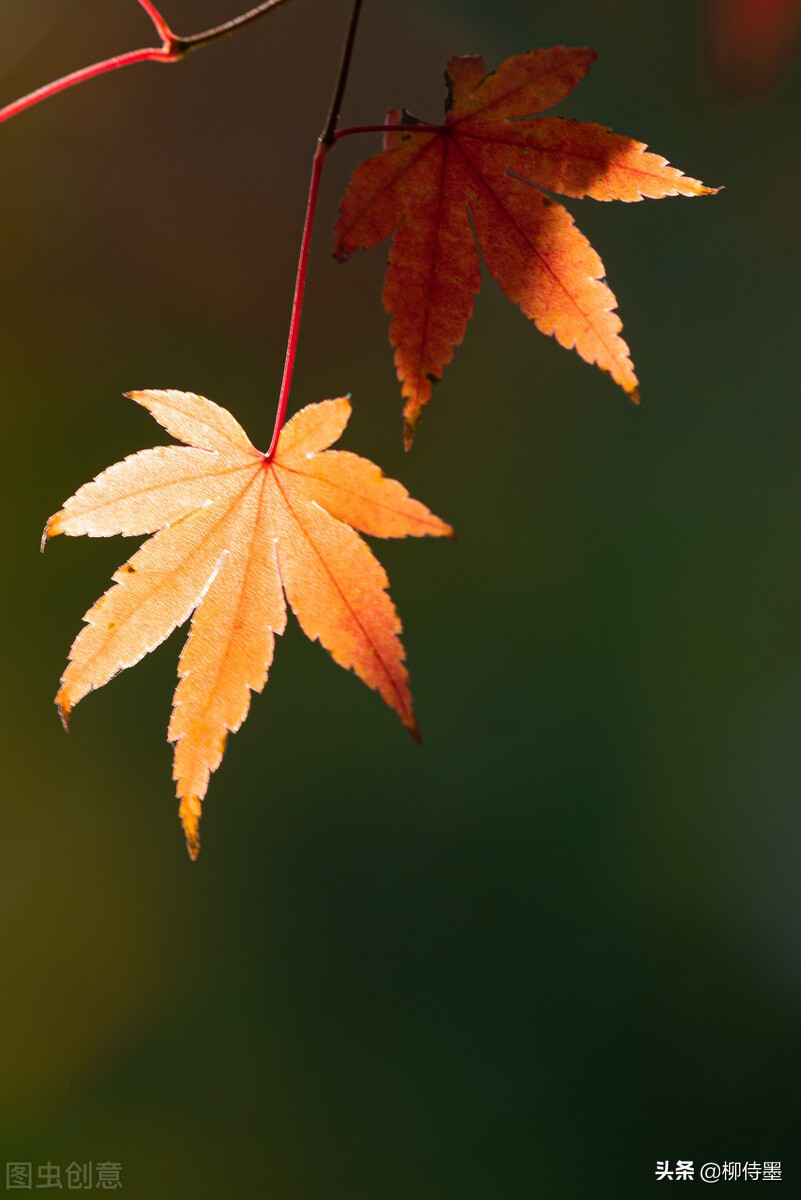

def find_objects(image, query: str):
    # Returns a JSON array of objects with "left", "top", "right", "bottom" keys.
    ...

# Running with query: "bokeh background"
[{"left": 1, "top": 1, "right": 800, "bottom": 1195}]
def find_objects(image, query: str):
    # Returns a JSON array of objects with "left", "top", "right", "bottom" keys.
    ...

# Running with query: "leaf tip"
[
  {"left": 180, "top": 797, "right": 202, "bottom": 861},
  {"left": 429, "top": 514, "right": 457, "bottom": 541},
  {"left": 40, "top": 515, "right": 60, "bottom": 552},
  {"left": 123, "top": 388, "right": 158, "bottom": 412},
  {"left": 682, "top": 180, "right": 722, "bottom": 199},
  {"left": 56, "top": 691, "right": 71, "bottom": 732},
  {"left": 407, "top": 715, "right": 423, "bottom": 744},
  {"left": 123, "top": 389, "right": 158, "bottom": 401},
  {"left": 627, "top": 384, "right": 641, "bottom": 406},
  {"left": 402, "top": 414, "right": 419, "bottom": 452}
]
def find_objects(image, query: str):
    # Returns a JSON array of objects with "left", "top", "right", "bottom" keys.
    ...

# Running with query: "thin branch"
[
  {"left": 321, "top": 0, "right": 364, "bottom": 146},
  {"left": 136, "top": 0, "right": 175, "bottom": 43},
  {"left": 179, "top": 0, "right": 294, "bottom": 53},
  {"left": 335, "top": 122, "right": 443, "bottom": 140},
  {"left": 266, "top": 0, "right": 365, "bottom": 456},
  {"left": 0, "top": 0, "right": 293, "bottom": 128},
  {"left": 0, "top": 47, "right": 172, "bottom": 126},
  {"left": 265, "top": 143, "right": 327, "bottom": 459}
]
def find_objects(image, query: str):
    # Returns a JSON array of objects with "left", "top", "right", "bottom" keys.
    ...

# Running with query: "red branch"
[
  {"left": 265, "top": 0, "right": 364, "bottom": 456},
  {"left": 136, "top": 0, "right": 174, "bottom": 44},
  {"left": 264, "top": 125, "right": 441, "bottom": 457},
  {"left": 335, "top": 123, "right": 445, "bottom": 140},
  {"left": 1, "top": 0, "right": 417, "bottom": 456},
  {"left": 0, "top": 0, "right": 293, "bottom": 127},
  {"left": 265, "top": 141, "right": 328, "bottom": 459}
]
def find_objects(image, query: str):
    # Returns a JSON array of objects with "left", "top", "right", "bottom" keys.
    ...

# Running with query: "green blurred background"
[{"left": 1, "top": 1, "right": 800, "bottom": 1195}]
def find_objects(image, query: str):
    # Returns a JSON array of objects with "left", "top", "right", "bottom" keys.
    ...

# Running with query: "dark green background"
[{"left": 1, "top": 1, "right": 799, "bottom": 1195}]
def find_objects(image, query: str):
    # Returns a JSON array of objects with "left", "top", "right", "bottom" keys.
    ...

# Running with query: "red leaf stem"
[{"left": 266, "top": 141, "right": 328, "bottom": 460}]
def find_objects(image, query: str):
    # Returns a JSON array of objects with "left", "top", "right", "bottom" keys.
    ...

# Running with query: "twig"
[
  {"left": 321, "top": 0, "right": 364, "bottom": 146},
  {"left": 266, "top": 0, "right": 365, "bottom": 457},
  {"left": 0, "top": 0, "right": 294, "bottom": 127},
  {"left": 334, "top": 122, "right": 443, "bottom": 141}
]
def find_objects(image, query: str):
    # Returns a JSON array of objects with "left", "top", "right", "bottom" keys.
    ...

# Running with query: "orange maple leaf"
[
  {"left": 44, "top": 390, "right": 452, "bottom": 859},
  {"left": 335, "top": 47, "right": 719, "bottom": 446}
]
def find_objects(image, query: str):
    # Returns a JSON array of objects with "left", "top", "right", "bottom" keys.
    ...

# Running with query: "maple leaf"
[
  {"left": 334, "top": 47, "right": 719, "bottom": 446},
  {"left": 44, "top": 390, "right": 452, "bottom": 859}
]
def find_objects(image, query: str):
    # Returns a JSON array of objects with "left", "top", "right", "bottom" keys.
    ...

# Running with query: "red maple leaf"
[{"left": 335, "top": 48, "right": 718, "bottom": 446}]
